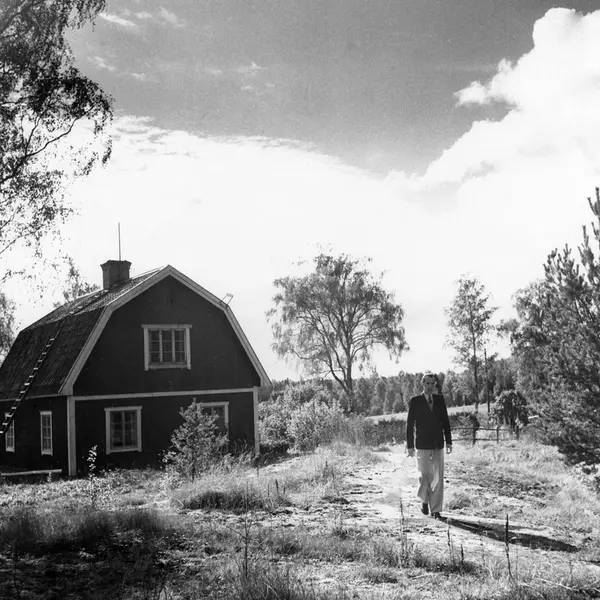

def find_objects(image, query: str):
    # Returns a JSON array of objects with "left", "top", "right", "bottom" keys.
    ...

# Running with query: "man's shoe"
[
  {"left": 431, "top": 512, "right": 441, "bottom": 519},
  {"left": 421, "top": 503, "right": 429, "bottom": 515}
]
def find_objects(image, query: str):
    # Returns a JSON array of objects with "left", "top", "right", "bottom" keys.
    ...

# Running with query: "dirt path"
[{"left": 333, "top": 446, "right": 600, "bottom": 572}]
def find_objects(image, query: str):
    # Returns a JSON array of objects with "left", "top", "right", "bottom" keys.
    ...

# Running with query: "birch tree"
[
  {"left": 267, "top": 254, "right": 408, "bottom": 407},
  {"left": 1, "top": 0, "right": 112, "bottom": 279},
  {"left": 445, "top": 275, "right": 497, "bottom": 411}
]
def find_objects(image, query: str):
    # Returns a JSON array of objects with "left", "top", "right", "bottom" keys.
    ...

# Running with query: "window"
[
  {"left": 105, "top": 407, "right": 142, "bottom": 453},
  {"left": 199, "top": 402, "right": 229, "bottom": 436},
  {"left": 4, "top": 414, "right": 14, "bottom": 453},
  {"left": 142, "top": 325, "right": 191, "bottom": 370},
  {"left": 40, "top": 411, "right": 52, "bottom": 455}
]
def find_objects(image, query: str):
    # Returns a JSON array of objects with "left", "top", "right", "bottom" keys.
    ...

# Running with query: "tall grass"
[
  {"left": 0, "top": 504, "right": 174, "bottom": 554},
  {"left": 452, "top": 440, "right": 600, "bottom": 538},
  {"left": 171, "top": 443, "right": 382, "bottom": 511}
]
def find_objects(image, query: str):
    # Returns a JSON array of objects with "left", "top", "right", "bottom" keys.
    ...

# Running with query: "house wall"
[
  {"left": 73, "top": 392, "right": 254, "bottom": 473},
  {"left": 73, "top": 276, "right": 261, "bottom": 396},
  {"left": 0, "top": 396, "right": 68, "bottom": 473}
]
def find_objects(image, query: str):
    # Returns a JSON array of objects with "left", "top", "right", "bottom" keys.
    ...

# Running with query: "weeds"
[
  {"left": 0, "top": 505, "right": 174, "bottom": 555},
  {"left": 87, "top": 444, "right": 99, "bottom": 508},
  {"left": 232, "top": 563, "right": 328, "bottom": 600}
]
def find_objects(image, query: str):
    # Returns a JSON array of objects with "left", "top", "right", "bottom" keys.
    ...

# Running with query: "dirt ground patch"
[{"left": 330, "top": 446, "right": 595, "bottom": 559}]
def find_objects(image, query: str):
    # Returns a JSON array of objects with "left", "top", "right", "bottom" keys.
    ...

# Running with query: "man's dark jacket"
[{"left": 406, "top": 393, "right": 452, "bottom": 450}]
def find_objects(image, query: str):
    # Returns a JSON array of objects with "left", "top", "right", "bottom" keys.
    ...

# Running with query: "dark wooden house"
[{"left": 0, "top": 261, "right": 270, "bottom": 476}]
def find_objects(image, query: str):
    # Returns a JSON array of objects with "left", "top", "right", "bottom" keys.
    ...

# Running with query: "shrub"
[
  {"left": 288, "top": 398, "right": 346, "bottom": 452},
  {"left": 259, "top": 394, "right": 296, "bottom": 447},
  {"left": 392, "top": 394, "right": 406, "bottom": 412},
  {"left": 163, "top": 403, "right": 227, "bottom": 481},
  {"left": 368, "top": 404, "right": 383, "bottom": 416},
  {"left": 492, "top": 390, "right": 529, "bottom": 432},
  {"left": 363, "top": 417, "right": 405, "bottom": 446},
  {"left": 259, "top": 382, "right": 336, "bottom": 449}
]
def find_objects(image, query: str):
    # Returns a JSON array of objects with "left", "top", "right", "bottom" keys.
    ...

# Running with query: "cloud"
[
  {"left": 118, "top": 7, "right": 186, "bottom": 28},
  {"left": 237, "top": 62, "right": 264, "bottom": 76},
  {"left": 90, "top": 55, "right": 117, "bottom": 72},
  {"left": 129, "top": 72, "right": 150, "bottom": 81},
  {"left": 99, "top": 13, "right": 139, "bottom": 30},
  {"left": 126, "top": 10, "right": 154, "bottom": 21},
  {"left": 454, "top": 59, "right": 513, "bottom": 107},
  {"left": 25, "top": 115, "right": 445, "bottom": 379},
  {"left": 454, "top": 81, "right": 490, "bottom": 106},
  {"left": 429, "top": 8, "right": 600, "bottom": 185},
  {"left": 157, "top": 7, "right": 186, "bottom": 28},
  {"left": 388, "top": 8, "right": 600, "bottom": 302}
]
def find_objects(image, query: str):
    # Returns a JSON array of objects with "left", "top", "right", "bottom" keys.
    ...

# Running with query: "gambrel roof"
[{"left": 0, "top": 266, "right": 270, "bottom": 400}]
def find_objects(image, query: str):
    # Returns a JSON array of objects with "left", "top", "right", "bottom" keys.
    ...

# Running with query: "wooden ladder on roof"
[{"left": 0, "top": 324, "right": 62, "bottom": 440}]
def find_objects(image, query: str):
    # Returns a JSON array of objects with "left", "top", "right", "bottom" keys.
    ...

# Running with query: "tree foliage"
[
  {"left": 509, "top": 188, "right": 600, "bottom": 465},
  {"left": 0, "top": 0, "right": 112, "bottom": 276},
  {"left": 0, "top": 291, "right": 16, "bottom": 363},
  {"left": 163, "top": 403, "right": 228, "bottom": 481},
  {"left": 268, "top": 254, "right": 408, "bottom": 403},
  {"left": 445, "top": 276, "right": 497, "bottom": 409},
  {"left": 491, "top": 390, "right": 528, "bottom": 433},
  {"left": 53, "top": 256, "right": 99, "bottom": 307}
]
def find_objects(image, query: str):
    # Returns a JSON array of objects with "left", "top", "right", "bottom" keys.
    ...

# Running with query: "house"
[{"left": 0, "top": 260, "right": 270, "bottom": 476}]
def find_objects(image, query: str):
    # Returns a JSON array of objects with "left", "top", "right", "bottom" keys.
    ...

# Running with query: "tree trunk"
[
  {"left": 484, "top": 347, "right": 490, "bottom": 414},
  {"left": 346, "top": 361, "right": 354, "bottom": 412},
  {"left": 472, "top": 342, "right": 479, "bottom": 412}
]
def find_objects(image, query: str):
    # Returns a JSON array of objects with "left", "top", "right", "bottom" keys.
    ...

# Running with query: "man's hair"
[{"left": 421, "top": 372, "right": 437, "bottom": 384}]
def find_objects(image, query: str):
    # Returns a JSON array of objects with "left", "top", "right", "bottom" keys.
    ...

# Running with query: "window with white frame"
[
  {"left": 199, "top": 402, "right": 229, "bottom": 436},
  {"left": 40, "top": 411, "right": 53, "bottom": 455},
  {"left": 142, "top": 325, "right": 191, "bottom": 370},
  {"left": 4, "top": 413, "right": 14, "bottom": 453},
  {"left": 105, "top": 407, "right": 142, "bottom": 453}
]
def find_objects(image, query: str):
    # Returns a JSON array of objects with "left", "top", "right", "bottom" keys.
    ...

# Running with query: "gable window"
[
  {"left": 4, "top": 414, "right": 14, "bottom": 453},
  {"left": 105, "top": 407, "right": 142, "bottom": 453},
  {"left": 40, "top": 411, "right": 53, "bottom": 455},
  {"left": 142, "top": 325, "right": 191, "bottom": 370}
]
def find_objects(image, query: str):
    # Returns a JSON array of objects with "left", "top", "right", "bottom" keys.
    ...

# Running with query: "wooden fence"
[{"left": 453, "top": 424, "right": 522, "bottom": 445}]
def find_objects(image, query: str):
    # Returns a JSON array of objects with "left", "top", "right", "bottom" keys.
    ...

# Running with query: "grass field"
[
  {"left": 366, "top": 403, "right": 478, "bottom": 423},
  {"left": 1, "top": 436, "right": 599, "bottom": 599}
]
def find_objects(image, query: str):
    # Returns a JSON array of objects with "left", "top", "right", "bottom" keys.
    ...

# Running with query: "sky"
[{"left": 6, "top": 0, "right": 600, "bottom": 381}]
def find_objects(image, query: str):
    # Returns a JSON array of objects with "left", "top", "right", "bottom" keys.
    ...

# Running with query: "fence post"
[
  {"left": 496, "top": 426, "right": 500, "bottom": 444},
  {"left": 472, "top": 423, "right": 477, "bottom": 446},
  {"left": 515, "top": 424, "right": 520, "bottom": 441}
]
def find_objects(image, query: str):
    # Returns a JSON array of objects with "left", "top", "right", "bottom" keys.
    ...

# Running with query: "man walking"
[{"left": 406, "top": 373, "right": 452, "bottom": 519}]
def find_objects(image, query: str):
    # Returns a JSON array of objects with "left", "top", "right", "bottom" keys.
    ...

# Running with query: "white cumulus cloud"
[{"left": 388, "top": 7, "right": 600, "bottom": 321}]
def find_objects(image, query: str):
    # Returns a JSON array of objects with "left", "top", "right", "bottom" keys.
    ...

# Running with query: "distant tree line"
[{"left": 264, "top": 355, "right": 517, "bottom": 419}]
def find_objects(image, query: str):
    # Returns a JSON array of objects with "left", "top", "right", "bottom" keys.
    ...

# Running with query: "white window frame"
[
  {"left": 40, "top": 411, "right": 53, "bottom": 456},
  {"left": 4, "top": 413, "right": 14, "bottom": 453},
  {"left": 142, "top": 325, "right": 192, "bottom": 371},
  {"left": 105, "top": 406, "right": 142, "bottom": 454},
  {"left": 198, "top": 401, "right": 229, "bottom": 435}
]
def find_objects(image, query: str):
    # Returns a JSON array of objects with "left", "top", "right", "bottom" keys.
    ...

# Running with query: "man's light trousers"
[{"left": 415, "top": 449, "right": 445, "bottom": 513}]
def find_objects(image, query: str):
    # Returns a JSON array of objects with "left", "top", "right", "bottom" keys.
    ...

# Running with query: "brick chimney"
[{"left": 101, "top": 260, "right": 131, "bottom": 290}]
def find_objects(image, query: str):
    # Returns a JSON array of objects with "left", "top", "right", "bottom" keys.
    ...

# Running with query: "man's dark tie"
[{"left": 427, "top": 395, "right": 433, "bottom": 409}]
